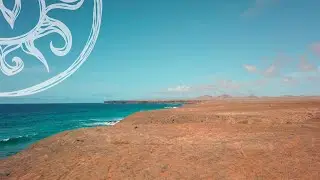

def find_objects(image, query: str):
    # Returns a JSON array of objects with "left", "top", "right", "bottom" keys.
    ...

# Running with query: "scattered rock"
[
  {"left": 238, "top": 120, "right": 249, "bottom": 124},
  {"left": 161, "top": 164, "right": 169, "bottom": 173},
  {"left": 0, "top": 172, "right": 10, "bottom": 177}
]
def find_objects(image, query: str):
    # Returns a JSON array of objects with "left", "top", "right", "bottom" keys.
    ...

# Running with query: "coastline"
[
  {"left": 0, "top": 103, "right": 182, "bottom": 159},
  {"left": 1, "top": 97, "right": 320, "bottom": 179}
]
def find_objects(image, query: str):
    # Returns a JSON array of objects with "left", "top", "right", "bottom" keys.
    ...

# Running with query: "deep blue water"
[{"left": 0, "top": 103, "right": 181, "bottom": 158}]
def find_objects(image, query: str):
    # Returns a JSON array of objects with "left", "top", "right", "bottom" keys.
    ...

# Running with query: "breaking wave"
[
  {"left": 83, "top": 117, "right": 123, "bottom": 127},
  {"left": 0, "top": 133, "right": 37, "bottom": 145},
  {"left": 164, "top": 106, "right": 178, "bottom": 109}
]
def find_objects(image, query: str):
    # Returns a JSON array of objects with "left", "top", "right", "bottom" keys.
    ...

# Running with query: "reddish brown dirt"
[{"left": 1, "top": 98, "right": 320, "bottom": 180}]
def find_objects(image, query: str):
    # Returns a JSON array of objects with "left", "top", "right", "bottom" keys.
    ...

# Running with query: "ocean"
[{"left": 0, "top": 103, "right": 181, "bottom": 159}]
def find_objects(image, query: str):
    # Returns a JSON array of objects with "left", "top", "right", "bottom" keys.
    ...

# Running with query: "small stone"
[{"left": 0, "top": 172, "right": 10, "bottom": 176}]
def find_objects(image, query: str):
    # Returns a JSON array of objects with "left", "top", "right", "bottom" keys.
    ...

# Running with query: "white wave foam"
[
  {"left": 89, "top": 117, "right": 123, "bottom": 121},
  {"left": 83, "top": 117, "right": 123, "bottom": 127},
  {"left": 164, "top": 106, "right": 178, "bottom": 109},
  {"left": 0, "top": 138, "right": 10, "bottom": 142},
  {"left": 84, "top": 121, "right": 120, "bottom": 127},
  {"left": 0, "top": 133, "right": 37, "bottom": 142}
]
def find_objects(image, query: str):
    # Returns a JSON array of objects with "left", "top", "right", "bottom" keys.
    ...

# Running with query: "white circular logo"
[{"left": 0, "top": 0, "right": 102, "bottom": 97}]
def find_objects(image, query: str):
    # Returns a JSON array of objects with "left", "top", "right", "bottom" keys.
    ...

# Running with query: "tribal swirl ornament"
[
  {"left": 0, "top": 0, "right": 102, "bottom": 97},
  {"left": 0, "top": 0, "right": 84, "bottom": 76},
  {"left": 0, "top": 0, "right": 21, "bottom": 29}
]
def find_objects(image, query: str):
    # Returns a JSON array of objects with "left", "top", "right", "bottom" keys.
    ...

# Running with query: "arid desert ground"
[{"left": 1, "top": 97, "right": 320, "bottom": 180}]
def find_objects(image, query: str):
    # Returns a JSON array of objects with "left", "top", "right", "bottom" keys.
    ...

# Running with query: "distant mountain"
[
  {"left": 282, "top": 95, "right": 295, "bottom": 97},
  {"left": 218, "top": 94, "right": 232, "bottom": 99},
  {"left": 247, "top": 95, "right": 259, "bottom": 98},
  {"left": 196, "top": 95, "right": 214, "bottom": 100}
]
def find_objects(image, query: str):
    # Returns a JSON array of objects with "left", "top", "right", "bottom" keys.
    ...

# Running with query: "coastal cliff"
[{"left": 1, "top": 97, "right": 320, "bottom": 180}]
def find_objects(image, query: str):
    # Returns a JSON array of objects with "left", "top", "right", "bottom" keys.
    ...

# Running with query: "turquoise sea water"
[{"left": 0, "top": 103, "right": 181, "bottom": 158}]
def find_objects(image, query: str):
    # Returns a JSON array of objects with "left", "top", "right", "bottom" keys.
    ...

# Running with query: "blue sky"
[{"left": 0, "top": 0, "right": 320, "bottom": 103}]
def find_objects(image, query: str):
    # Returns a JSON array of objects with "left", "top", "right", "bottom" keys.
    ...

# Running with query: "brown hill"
[{"left": 218, "top": 94, "right": 232, "bottom": 99}]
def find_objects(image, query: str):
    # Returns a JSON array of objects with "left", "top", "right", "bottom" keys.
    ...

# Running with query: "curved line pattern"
[
  {"left": 0, "top": 0, "right": 21, "bottom": 29},
  {"left": 0, "top": 0, "right": 84, "bottom": 76},
  {"left": 0, "top": 0, "right": 46, "bottom": 44},
  {"left": 0, "top": 0, "right": 102, "bottom": 97}
]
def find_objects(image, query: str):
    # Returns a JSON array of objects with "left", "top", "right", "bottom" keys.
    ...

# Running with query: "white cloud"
[
  {"left": 311, "top": 42, "right": 320, "bottom": 57},
  {"left": 283, "top": 71, "right": 320, "bottom": 84},
  {"left": 263, "top": 64, "right": 277, "bottom": 77},
  {"left": 282, "top": 77, "right": 293, "bottom": 82},
  {"left": 167, "top": 85, "right": 191, "bottom": 93},
  {"left": 298, "top": 56, "right": 317, "bottom": 72},
  {"left": 245, "top": 53, "right": 292, "bottom": 78},
  {"left": 243, "top": 64, "right": 257, "bottom": 73}
]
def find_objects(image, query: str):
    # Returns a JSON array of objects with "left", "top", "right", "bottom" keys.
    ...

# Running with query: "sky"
[{"left": 0, "top": 0, "right": 320, "bottom": 103}]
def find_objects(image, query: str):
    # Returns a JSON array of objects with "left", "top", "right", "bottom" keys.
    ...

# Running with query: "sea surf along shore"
[
  {"left": 0, "top": 103, "right": 183, "bottom": 159},
  {"left": 1, "top": 97, "right": 320, "bottom": 179}
]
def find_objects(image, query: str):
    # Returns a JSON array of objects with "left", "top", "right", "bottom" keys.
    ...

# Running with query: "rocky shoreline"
[{"left": 1, "top": 97, "right": 320, "bottom": 179}]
